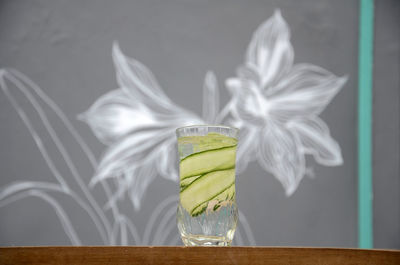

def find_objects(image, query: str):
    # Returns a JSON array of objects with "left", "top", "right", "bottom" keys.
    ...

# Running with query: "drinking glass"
[{"left": 176, "top": 125, "right": 239, "bottom": 246}]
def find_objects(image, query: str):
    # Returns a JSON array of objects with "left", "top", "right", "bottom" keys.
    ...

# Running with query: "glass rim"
[{"left": 175, "top": 124, "right": 239, "bottom": 135}]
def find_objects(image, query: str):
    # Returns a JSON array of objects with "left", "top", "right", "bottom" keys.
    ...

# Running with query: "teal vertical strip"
[{"left": 358, "top": 0, "right": 374, "bottom": 248}]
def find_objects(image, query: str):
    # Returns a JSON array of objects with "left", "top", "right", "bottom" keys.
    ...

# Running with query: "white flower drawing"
[
  {"left": 82, "top": 9, "right": 347, "bottom": 209},
  {"left": 222, "top": 10, "right": 347, "bottom": 195},
  {"left": 80, "top": 43, "right": 206, "bottom": 210}
]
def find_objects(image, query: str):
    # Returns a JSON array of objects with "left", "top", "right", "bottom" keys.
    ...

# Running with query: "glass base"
[
  {"left": 181, "top": 233, "right": 234, "bottom": 246},
  {"left": 177, "top": 202, "right": 238, "bottom": 246}
]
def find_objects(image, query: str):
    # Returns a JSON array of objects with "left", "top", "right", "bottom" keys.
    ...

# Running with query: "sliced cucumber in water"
[
  {"left": 178, "top": 133, "right": 237, "bottom": 158},
  {"left": 180, "top": 175, "right": 201, "bottom": 191},
  {"left": 180, "top": 145, "right": 236, "bottom": 179},
  {"left": 190, "top": 183, "right": 235, "bottom": 216},
  {"left": 180, "top": 168, "right": 235, "bottom": 216}
]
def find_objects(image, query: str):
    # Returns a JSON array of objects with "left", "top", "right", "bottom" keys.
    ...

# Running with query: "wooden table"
[{"left": 1, "top": 247, "right": 399, "bottom": 265}]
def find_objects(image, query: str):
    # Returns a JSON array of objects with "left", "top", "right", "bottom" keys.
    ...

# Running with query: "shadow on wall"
[{"left": 0, "top": 10, "right": 346, "bottom": 245}]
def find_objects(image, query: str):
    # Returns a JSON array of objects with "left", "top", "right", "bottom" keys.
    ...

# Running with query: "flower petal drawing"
[
  {"left": 88, "top": 126, "right": 172, "bottom": 210},
  {"left": 268, "top": 65, "right": 348, "bottom": 123},
  {"left": 288, "top": 116, "right": 343, "bottom": 166},
  {"left": 246, "top": 9, "right": 294, "bottom": 89},
  {"left": 80, "top": 89, "right": 159, "bottom": 145},
  {"left": 156, "top": 137, "right": 180, "bottom": 182},
  {"left": 127, "top": 159, "right": 158, "bottom": 211},
  {"left": 225, "top": 78, "right": 268, "bottom": 124},
  {"left": 202, "top": 71, "right": 219, "bottom": 124},
  {"left": 235, "top": 127, "right": 259, "bottom": 174},
  {"left": 257, "top": 122, "right": 305, "bottom": 196},
  {"left": 113, "top": 42, "right": 178, "bottom": 113}
]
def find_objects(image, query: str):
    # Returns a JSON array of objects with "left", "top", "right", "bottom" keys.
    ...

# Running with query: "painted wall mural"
[{"left": 0, "top": 10, "right": 346, "bottom": 245}]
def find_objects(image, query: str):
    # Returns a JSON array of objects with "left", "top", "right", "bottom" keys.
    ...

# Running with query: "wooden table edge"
[{"left": 1, "top": 246, "right": 399, "bottom": 265}]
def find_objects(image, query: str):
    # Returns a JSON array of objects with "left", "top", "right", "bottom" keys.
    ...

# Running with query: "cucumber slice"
[
  {"left": 180, "top": 145, "right": 236, "bottom": 179},
  {"left": 180, "top": 175, "right": 201, "bottom": 191},
  {"left": 190, "top": 183, "right": 235, "bottom": 216},
  {"left": 191, "top": 203, "right": 208, "bottom": 217},
  {"left": 178, "top": 133, "right": 237, "bottom": 158},
  {"left": 180, "top": 168, "right": 235, "bottom": 215}
]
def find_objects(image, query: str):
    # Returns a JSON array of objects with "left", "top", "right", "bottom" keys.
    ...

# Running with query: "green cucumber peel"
[
  {"left": 189, "top": 181, "right": 235, "bottom": 216},
  {"left": 180, "top": 144, "right": 237, "bottom": 162},
  {"left": 179, "top": 145, "right": 237, "bottom": 179},
  {"left": 179, "top": 167, "right": 235, "bottom": 194}
]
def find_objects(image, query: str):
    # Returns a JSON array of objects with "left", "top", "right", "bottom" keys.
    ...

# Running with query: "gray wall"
[
  {"left": 0, "top": 0, "right": 398, "bottom": 248},
  {"left": 373, "top": 0, "right": 400, "bottom": 249}
]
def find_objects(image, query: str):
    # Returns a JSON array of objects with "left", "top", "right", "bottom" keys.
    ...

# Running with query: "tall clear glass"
[{"left": 176, "top": 125, "right": 239, "bottom": 246}]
